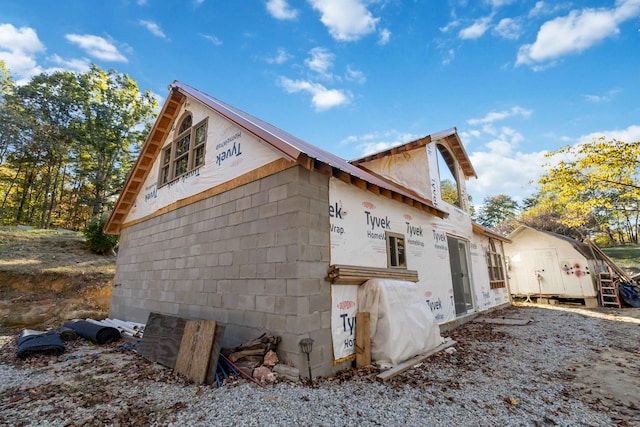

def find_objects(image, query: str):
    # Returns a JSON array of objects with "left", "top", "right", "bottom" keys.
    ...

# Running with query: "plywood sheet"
[
  {"left": 138, "top": 312, "right": 187, "bottom": 368},
  {"left": 175, "top": 319, "right": 217, "bottom": 384}
]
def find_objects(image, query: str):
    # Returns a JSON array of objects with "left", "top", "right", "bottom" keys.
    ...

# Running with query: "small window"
[
  {"left": 159, "top": 114, "right": 208, "bottom": 187},
  {"left": 386, "top": 232, "right": 406, "bottom": 268},
  {"left": 486, "top": 239, "right": 505, "bottom": 289}
]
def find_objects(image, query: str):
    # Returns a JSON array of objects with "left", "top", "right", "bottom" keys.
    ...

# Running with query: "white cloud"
[
  {"left": 467, "top": 106, "right": 532, "bottom": 126},
  {"left": 65, "top": 34, "right": 127, "bottom": 62},
  {"left": 441, "top": 48, "right": 455, "bottom": 65},
  {"left": 266, "top": 47, "right": 291, "bottom": 64},
  {"left": 139, "top": 20, "right": 167, "bottom": 39},
  {"left": 493, "top": 17, "right": 521, "bottom": 40},
  {"left": 459, "top": 15, "right": 492, "bottom": 39},
  {"left": 583, "top": 89, "right": 620, "bottom": 103},
  {"left": 486, "top": 0, "right": 516, "bottom": 7},
  {"left": 49, "top": 54, "right": 91, "bottom": 73},
  {"left": 0, "top": 23, "right": 44, "bottom": 53},
  {"left": 266, "top": 0, "right": 299, "bottom": 20},
  {"left": 378, "top": 28, "right": 391, "bottom": 45},
  {"left": 440, "top": 20, "right": 460, "bottom": 33},
  {"left": 305, "top": 47, "right": 335, "bottom": 77},
  {"left": 345, "top": 130, "right": 423, "bottom": 156},
  {"left": 576, "top": 124, "right": 640, "bottom": 145},
  {"left": 516, "top": 1, "right": 640, "bottom": 67},
  {"left": 201, "top": 34, "right": 223, "bottom": 46},
  {"left": 308, "top": 0, "right": 379, "bottom": 42},
  {"left": 0, "top": 24, "right": 45, "bottom": 80},
  {"left": 466, "top": 128, "right": 546, "bottom": 203},
  {"left": 345, "top": 65, "right": 366, "bottom": 84},
  {"left": 278, "top": 76, "right": 351, "bottom": 111}
]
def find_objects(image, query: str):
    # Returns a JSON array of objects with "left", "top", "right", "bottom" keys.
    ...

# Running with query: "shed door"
[
  {"left": 447, "top": 236, "right": 474, "bottom": 316},
  {"left": 517, "top": 249, "right": 565, "bottom": 295}
]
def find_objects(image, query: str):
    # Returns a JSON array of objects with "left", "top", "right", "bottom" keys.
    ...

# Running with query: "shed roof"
[
  {"left": 508, "top": 225, "right": 604, "bottom": 261},
  {"left": 106, "top": 82, "right": 462, "bottom": 233}
]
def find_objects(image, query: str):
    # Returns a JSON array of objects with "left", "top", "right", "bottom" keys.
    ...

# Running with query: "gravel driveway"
[{"left": 1, "top": 303, "right": 639, "bottom": 426}]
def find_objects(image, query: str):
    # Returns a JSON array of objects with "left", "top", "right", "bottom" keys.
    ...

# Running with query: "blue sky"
[{"left": 1, "top": 0, "right": 639, "bottom": 206}]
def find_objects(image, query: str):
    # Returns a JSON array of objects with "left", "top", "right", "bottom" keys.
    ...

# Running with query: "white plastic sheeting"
[{"left": 358, "top": 279, "right": 444, "bottom": 366}]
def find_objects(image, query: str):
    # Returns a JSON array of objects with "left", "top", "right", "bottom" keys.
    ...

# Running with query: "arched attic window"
[
  {"left": 436, "top": 143, "right": 460, "bottom": 207},
  {"left": 159, "top": 112, "right": 208, "bottom": 186}
]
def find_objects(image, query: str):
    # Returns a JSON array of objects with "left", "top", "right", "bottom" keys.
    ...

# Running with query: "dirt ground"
[
  {"left": 0, "top": 228, "right": 114, "bottom": 332},
  {"left": 561, "top": 305, "right": 640, "bottom": 408}
]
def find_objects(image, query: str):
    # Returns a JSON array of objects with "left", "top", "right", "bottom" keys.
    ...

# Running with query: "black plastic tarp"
[
  {"left": 63, "top": 320, "right": 121, "bottom": 344},
  {"left": 17, "top": 329, "right": 65, "bottom": 358}
]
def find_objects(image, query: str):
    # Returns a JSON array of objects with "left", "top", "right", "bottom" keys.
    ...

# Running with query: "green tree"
[
  {"left": 73, "top": 65, "right": 157, "bottom": 217},
  {"left": 0, "top": 64, "right": 157, "bottom": 229},
  {"left": 538, "top": 137, "right": 640, "bottom": 243},
  {"left": 475, "top": 194, "right": 519, "bottom": 229}
]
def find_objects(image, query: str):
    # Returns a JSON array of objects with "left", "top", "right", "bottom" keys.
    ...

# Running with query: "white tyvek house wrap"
[
  {"left": 470, "top": 235, "right": 510, "bottom": 311},
  {"left": 329, "top": 178, "right": 466, "bottom": 323},
  {"left": 126, "top": 99, "right": 283, "bottom": 223},
  {"left": 330, "top": 284, "right": 359, "bottom": 361},
  {"left": 357, "top": 148, "right": 431, "bottom": 201},
  {"left": 358, "top": 279, "right": 444, "bottom": 366}
]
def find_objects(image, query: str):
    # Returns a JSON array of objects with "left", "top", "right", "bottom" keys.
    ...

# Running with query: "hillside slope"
[{"left": 0, "top": 227, "right": 115, "bottom": 332}]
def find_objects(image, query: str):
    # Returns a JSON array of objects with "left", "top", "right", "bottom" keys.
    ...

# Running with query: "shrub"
[{"left": 83, "top": 214, "right": 119, "bottom": 254}]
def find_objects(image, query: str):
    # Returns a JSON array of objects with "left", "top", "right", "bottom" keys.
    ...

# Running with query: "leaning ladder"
[{"left": 598, "top": 269, "right": 621, "bottom": 308}]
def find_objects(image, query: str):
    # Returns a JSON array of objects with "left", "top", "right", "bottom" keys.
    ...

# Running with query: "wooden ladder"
[{"left": 598, "top": 269, "right": 621, "bottom": 308}]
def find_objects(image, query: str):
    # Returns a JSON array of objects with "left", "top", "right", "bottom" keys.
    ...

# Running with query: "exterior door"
[{"left": 447, "top": 236, "right": 474, "bottom": 316}]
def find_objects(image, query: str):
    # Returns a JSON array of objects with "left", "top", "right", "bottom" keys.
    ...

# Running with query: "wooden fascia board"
[
  {"left": 472, "top": 222, "right": 511, "bottom": 243},
  {"left": 350, "top": 134, "right": 433, "bottom": 166},
  {"left": 308, "top": 159, "right": 447, "bottom": 219},
  {"left": 444, "top": 133, "right": 477, "bottom": 179},
  {"left": 104, "top": 90, "right": 186, "bottom": 234}
]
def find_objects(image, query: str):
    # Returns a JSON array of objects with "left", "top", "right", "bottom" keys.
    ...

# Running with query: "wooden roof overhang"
[
  {"left": 472, "top": 222, "right": 511, "bottom": 243},
  {"left": 350, "top": 128, "right": 477, "bottom": 179},
  {"left": 105, "top": 82, "right": 448, "bottom": 234},
  {"left": 104, "top": 90, "right": 186, "bottom": 234}
]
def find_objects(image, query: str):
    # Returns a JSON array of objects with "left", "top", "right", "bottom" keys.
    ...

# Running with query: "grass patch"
[
  {"left": 600, "top": 245, "right": 640, "bottom": 276},
  {"left": 0, "top": 226, "right": 115, "bottom": 276}
]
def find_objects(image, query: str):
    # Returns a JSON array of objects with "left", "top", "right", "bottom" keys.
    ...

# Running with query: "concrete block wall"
[{"left": 111, "top": 165, "right": 348, "bottom": 377}]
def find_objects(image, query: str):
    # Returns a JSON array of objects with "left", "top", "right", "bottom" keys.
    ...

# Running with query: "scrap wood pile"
[
  {"left": 137, "top": 312, "right": 295, "bottom": 387},
  {"left": 222, "top": 333, "right": 282, "bottom": 383}
]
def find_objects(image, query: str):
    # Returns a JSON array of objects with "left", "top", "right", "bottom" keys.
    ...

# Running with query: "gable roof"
[
  {"left": 350, "top": 128, "right": 477, "bottom": 179},
  {"left": 106, "top": 81, "right": 457, "bottom": 233}
]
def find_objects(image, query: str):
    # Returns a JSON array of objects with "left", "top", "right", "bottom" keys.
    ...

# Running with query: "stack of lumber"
[
  {"left": 223, "top": 333, "right": 281, "bottom": 381},
  {"left": 326, "top": 264, "right": 419, "bottom": 284}
]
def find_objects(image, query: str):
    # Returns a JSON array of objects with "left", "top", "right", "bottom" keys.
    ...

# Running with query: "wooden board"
[
  {"left": 205, "top": 322, "right": 226, "bottom": 385},
  {"left": 356, "top": 312, "right": 371, "bottom": 368},
  {"left": 473, "top": 317, "right": 531, "bottom": 326},
  {"left": 376, "top": 338, "right": 456, "bottom": 382},
  {"left": 138, "top": 312, "right": 187, "bottom": 368},
  {"left": 175, "top": 319, "right": 218, "bottom": 384}
]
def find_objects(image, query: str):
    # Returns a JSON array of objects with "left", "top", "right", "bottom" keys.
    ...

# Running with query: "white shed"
[{"left": 505, "top": 226, "right": 608, "bottom": 306}]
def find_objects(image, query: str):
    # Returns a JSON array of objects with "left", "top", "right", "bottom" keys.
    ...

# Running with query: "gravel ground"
[{"left": 1, "top": 303, "right": 639, "bottom": 426}]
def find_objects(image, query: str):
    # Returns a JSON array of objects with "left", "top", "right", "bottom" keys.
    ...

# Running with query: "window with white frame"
[
  {"left": 386, "top": 232, "right": 407, "bottom": 268},
  {"left": 159, "top": 113, "right": 208, "bottom": 186},
  {"left": 486, "top": 238, "right": 505, "bottom": 289}
]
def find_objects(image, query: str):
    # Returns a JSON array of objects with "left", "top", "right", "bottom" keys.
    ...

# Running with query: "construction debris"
[{"left": 223, "top": 333, "right": 284, "bottom": 382}]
